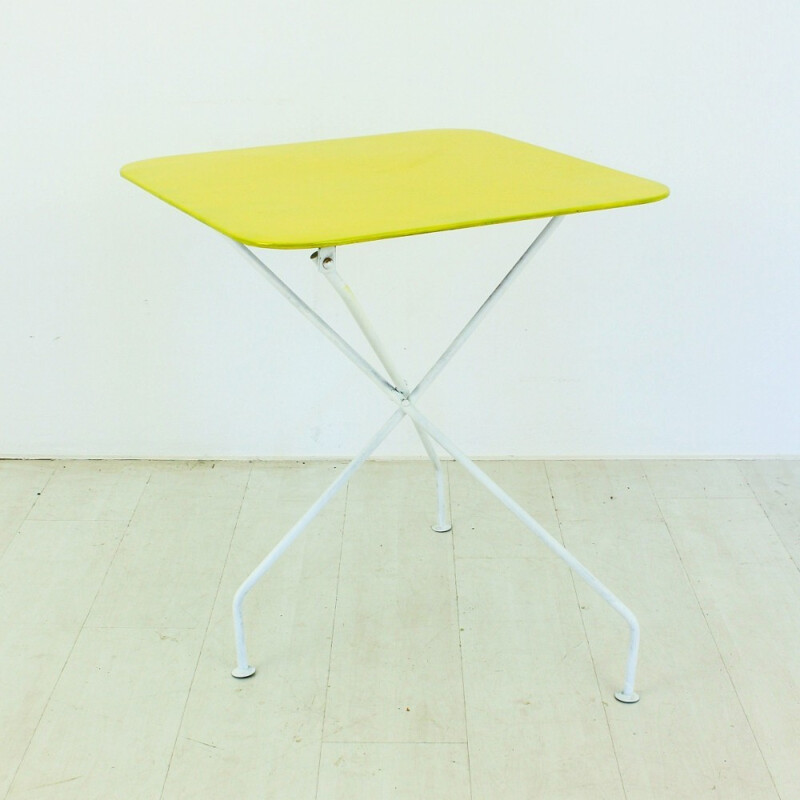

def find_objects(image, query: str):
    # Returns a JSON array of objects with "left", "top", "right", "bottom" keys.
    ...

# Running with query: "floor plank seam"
[
  {"left": 3, "top": 465, "right": 153, "bottom": 800},
  {"left": 0, "top": 464, "right": 56, "bottom": 565},
  {"left": 647, "top": 480, "right": 784, "bottom": 800},
  {"left": 319, "top": 741, "right": 470, "bottom": 745},
  {"left": 314, "top": 477, "right": 350, "bottom": 800},
  {"left": 544, "top": 461, "right": 630, "bottom": 800},
  {"left": 447, "top": 461, "right": 474, "bottom": 800},
  {"left": 737, "top": 463, "right": 800, "bottom": 576},
  {"left": 157, "top": 462, "right": 253, "bottom": 800}
]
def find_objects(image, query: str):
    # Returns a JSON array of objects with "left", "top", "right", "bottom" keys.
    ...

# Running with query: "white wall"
[{"left": 2, "top": 1, "right": 798, "bottom": 458}]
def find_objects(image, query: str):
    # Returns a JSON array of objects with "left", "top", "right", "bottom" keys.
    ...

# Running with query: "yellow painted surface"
[{"left": 121, "top": 129, "right": 668, "bottom": 249}]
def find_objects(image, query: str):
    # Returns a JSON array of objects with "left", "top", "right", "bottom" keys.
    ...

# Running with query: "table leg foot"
[
  {"left": 431, "top": 523, "right": 452, "bottom": 532},
  {"left": 232, "top": 665, "right": 256, "bottom": 679},
  {"left": 614, "top": 690, "right": 640, "bottom": 703}
]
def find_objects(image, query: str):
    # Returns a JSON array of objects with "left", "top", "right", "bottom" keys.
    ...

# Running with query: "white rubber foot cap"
[
  {"left": 614, "top": 690, "right": 640, "bottom": 703},
  {"left": 232, "top": 665, "right": 256, "bottom": 679},
  {"left": 432, "top": 523, "right": 452, "bottom": 532}
]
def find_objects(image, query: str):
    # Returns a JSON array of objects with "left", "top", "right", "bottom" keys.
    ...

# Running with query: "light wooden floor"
[{"left": 1, "top": 459, "right": 798, "bottom": 799}]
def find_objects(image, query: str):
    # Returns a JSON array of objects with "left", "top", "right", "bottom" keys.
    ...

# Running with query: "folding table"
[{"left": 121, "top": 129, "right": 668, "bottom": 703}]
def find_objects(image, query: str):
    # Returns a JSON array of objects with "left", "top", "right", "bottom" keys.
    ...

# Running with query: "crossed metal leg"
[
  {"left": 230, "top": 216, "right": 641, "bottom": 703},
  {"left": 315, "top": 245, "right": 451, "bottom": 533}
]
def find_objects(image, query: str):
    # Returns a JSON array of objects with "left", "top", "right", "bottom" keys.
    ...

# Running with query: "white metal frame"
[{"left": 230, "top": 216, "right": 641, "bottom": 703}]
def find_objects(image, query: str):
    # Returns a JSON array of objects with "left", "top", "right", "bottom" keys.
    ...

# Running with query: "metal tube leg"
[
  {"left": 232, "top": 409, "right": 405, "bottom": 678},
  {"left": 411, "top": 425, "right": 450, "bottom": 530},
  {"left": 432, "top": 457, "right": 451, "bottom": 532},
  {"left": 234, "top": 220, "right": 563, "bottom": 537},
  {"left": 400, "top": 401, "right": 641, "bottom": 702},
  {"left": 413, "top": 216, "right": 563, "bottom": 398},
  {"left": 230, "top": 222, "right": 640, "bottom": 701},
  {"left": 407, "top": 420, "right": 450, "bottom": 531},
  {"left": 318, "top": 250, "right": 451, "bottom": 532}
]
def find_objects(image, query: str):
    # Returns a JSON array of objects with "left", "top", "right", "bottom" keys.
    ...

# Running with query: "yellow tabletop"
[{"left": 121, "top": 129, "right": 668, "bottom": 249}]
